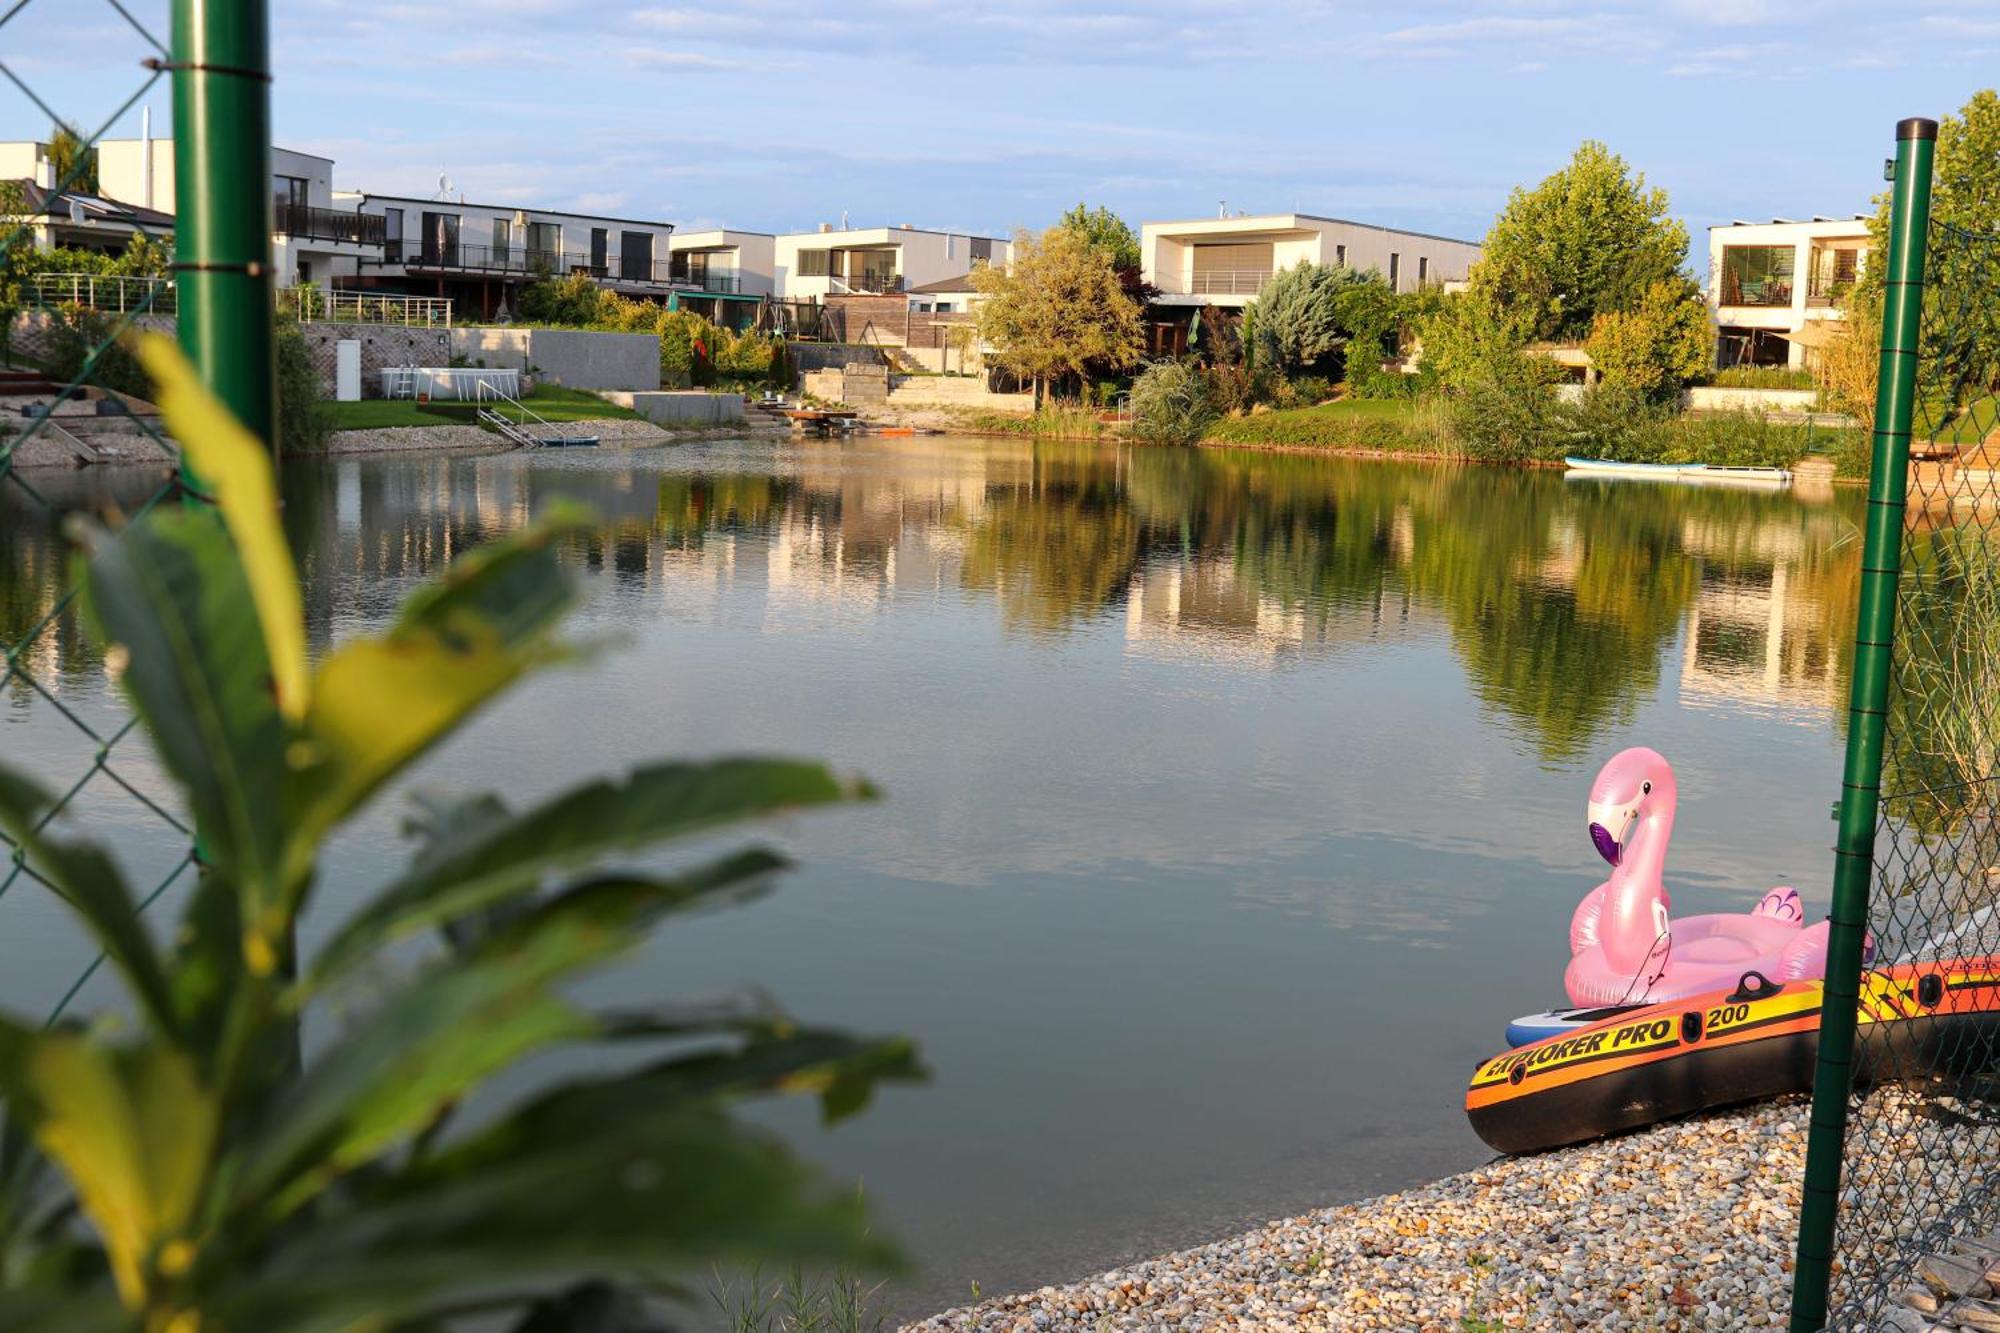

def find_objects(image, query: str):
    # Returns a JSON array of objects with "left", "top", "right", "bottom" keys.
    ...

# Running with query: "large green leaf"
[
  {"left": 231, "top": 855, "right": 784, "bottom": 1221},
  {"left": 0, "top": 1022, "right": 215, "bottom": 1308},
  {"left": 209, "top": 1107, "right": 894, "bottom": 1333},
  {"left": 80, "top": 509, "right": 285, "bottom": 908},
  {"left": 310, "top": 760, "right": 871, "bottom": 986},
  {"left": 0, "top": 765, "right": 178, "bottom": 1040},
  {"left": 283, "top": 511, "right": 586, "bottom": 879}
]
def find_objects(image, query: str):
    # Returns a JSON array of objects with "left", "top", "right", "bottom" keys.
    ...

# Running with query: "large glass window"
[
  {"left": 797, "top": 248, "right": 831, "bottom": 277},
  {"left": 383, "top": 207, "right": 403, "bottom": 261},
  {"left": 526, "top": 221, "right": 561, "bottom": 268},
  {"left": 1720, "top": 246, "right": 1796, "bottom": 307},
  {"left": 492, "top": 218, "right": 511, "bottom": 264},
  {"left": 1808, "top": 245, "right": 1863, "bottom": 306}
]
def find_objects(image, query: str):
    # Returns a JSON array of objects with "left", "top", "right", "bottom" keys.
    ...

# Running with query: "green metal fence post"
[
  {"left": 1787, "top": 115, "right": 1937, "bottom": 1333},
  {"left": 170, "top": 0, "right": 276, "bottom": 483}
]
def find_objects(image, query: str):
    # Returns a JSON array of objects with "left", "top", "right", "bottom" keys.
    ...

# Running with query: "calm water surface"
[{"left": 3, "top": 438, "right": 1865, "bottom": 1317}]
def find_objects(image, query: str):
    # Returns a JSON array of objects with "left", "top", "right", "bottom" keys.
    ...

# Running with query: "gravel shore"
[
  {"left": 324, "top": 418, "right": 675, "bottom": 455},
  {"left": 905, "top": 1088, "right": 1980, "bottom": 1332}
]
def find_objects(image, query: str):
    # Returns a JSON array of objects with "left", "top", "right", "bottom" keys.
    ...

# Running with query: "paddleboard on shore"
[{"left": 1564, "top": 456, "right": 1792, "bottom": 485}]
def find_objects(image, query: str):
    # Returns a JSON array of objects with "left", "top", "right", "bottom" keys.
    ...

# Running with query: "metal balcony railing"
[
  {"left": 1173, "top": 269, "right": 1271, "bottom": 296},
  {"left": 273, "top": 201, "right": 387, "bottom": 246},
  {"left": 28, "top": 272, "right": 176, "bottom": 313},
  {"left": 383, "top": 241, "right": 675, "bottom": 284},
  {"left": 1720, "top": 279, "right": 1794, "bottom": 309},
  {"left": 827, "top": 274, "right": 905, "bottom": 295},
  {"left": 296, "top": 288, "right": 454, "bottom": 328}
]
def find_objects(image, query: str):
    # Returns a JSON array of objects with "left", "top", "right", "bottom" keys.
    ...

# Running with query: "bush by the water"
[
  {"left": 1127, "top": 360, "right": 1217, "bottom": 445},
  {"left": 276, "top": 317, "right": 332, "bottom": 454}
]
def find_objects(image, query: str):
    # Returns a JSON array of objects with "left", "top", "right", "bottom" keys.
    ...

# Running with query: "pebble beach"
[{"left": 905, "top": 1088, "right": 1997, "bottom": 1332}]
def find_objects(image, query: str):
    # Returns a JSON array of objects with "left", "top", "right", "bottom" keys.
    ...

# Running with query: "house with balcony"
[
  {"left": 773, "top": 224, "right": 1008, "bottom": 300},
  {"left": 1139, "top": 213, "right": 1482, "bottom": 307},
  {"left": 92, "top": 139, "right": 384, "bottom": 288},
  {"left": 1707, "top": 216, "right": 1871, "bottom": 369},
  {"left": 339, "top": 193, "right": 676, "bottom": 322},
  {"left": 665, "top": 229, "right": 774, "bottom": 330}
]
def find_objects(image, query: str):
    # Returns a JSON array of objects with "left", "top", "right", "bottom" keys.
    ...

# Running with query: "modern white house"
[
  {"left": 1706, "top": 216, "right": 1872, "bottom": 369},
  {"left": 1139, "top": 213, "right": 1483, "bottom": 306},
  {"left": 666, "top": 229, "right": 775, "bottom": 298},
  {"left": 773, "top": 224, "right": 1009, "bottom": 300}
]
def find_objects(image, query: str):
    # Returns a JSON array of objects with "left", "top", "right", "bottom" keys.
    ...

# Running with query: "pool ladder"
[{"left": 474, "top": 379, "right": 559, "bottom": 448}]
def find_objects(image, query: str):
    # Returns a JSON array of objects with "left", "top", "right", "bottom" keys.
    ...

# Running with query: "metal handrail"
[
  {"left": 27, "top": 272, "right": 176, "bottom": 313},
  {"left": 299, "top": 288, "right": 454, "bottom": 328},
  {"left": 273, "top": 201, "right": 386, "bottom": 246},
  {"left": 383, "top": 240, "right": 675, "bottom": 284}
]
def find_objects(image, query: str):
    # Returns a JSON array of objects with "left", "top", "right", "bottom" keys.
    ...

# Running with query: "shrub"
[
  {"left": 275, "top": 317, "right": 331, "bottom": 454},
  {"left": 1664, "top": 410, "right": 1813, "bottom": 469},
  {"left": 1127, "top": 360, "right": 1217, "bottom": 445},
  {"left": 1557, "top": 385, "right": 1675, "bottom": 462},
  {"left": 1584, "top": 278, "right": 1712, "bottom": 399},
  {"left": 35, "top": 304, "right": 151, "bottom": 400},
  {"left": 1710, "top": 365, "right": 1817, "bottom": 390},
  {"left": 1445, "top": 354, "right": 1565, "bottom": 463}
]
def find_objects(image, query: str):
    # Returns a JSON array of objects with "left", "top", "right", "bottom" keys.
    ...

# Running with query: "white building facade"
[
  {"left": 1140, "top": 213, "right": 1482, "bottom": 306},
  {"left": 773, "top": 225, "right": 1009, "bottom": 300},
  {"left": 1706, "top": 216, "right": 1872, "bottom": 369}
]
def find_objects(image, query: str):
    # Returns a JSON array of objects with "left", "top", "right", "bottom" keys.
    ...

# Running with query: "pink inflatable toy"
[{"left": 1564, "top": 746, "right": 1835, "bottom": 1007}]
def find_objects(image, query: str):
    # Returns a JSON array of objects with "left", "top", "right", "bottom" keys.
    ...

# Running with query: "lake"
[{"left": 2, "top": 437, "right": 1864, "bottom": 1319}]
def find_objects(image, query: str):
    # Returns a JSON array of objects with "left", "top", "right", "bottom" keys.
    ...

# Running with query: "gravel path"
[{"left": 905, "top": 1088, "right": 1974, "bottom": 1332}]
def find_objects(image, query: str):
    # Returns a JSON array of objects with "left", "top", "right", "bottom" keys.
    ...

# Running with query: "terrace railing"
[
  {"left": 27, "top": 272, "right": 176, "bottom": 314},
  {"left": 297, "top": 288, "right": 454, "bottom": 328},
  {"left": 1179, "top": 269, "right": 1272, "bottom": 296},
  {"left": 387, "top": 241, "right": 676, "bottom": 285},
  {"left": 273, "top": 201, "right": 386, "bottom": 247}
]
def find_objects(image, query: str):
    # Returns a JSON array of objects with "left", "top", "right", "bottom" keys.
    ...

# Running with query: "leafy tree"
[
  {"left": 0, "top": 336, "right": 917, "bottom": 1330},
  {"left": 1464, "top": 141, "right": 1687, "bottom": 346},
  {"left": 973, "top": 225, "right": 1142, "bottom": 402},
  {"left": 1330, "top": 279, "right": 1411, "bottom": 398},
  {"left": 46, "top": 120, "right": 98, "bottom": 194},
  {"left": 1057, "top": 202, "right": 1141, "bottom": 273},
  {"left": 1127, "top": 359, "right": 1217, "bottom": 445},
  {"left": 1583, "top": 278, "right": 1712, "bottom": 399},
  {"left": 1250, "top": 261, "right": 1367, "bottom": 374}
]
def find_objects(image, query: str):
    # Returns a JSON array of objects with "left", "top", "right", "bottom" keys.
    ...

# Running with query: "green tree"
[
  {"left": 1583, "top": 278, "right": 1712, "bottom": 399},
  {"left": 1465, "top": 141, "right": 1687, "bottom": 346},
  {"left": 0, "top": 338, "right": 917, "bottom": 1330},
  {"left": 1057, "top": 202, "right": 1141, "bottom": 272},
  {"left": 973, "top": 225, "right": 1142, "bottom": 402},
  {"left": 1251, "top": 262, "right": 1368, "bottom": 374},
  {"left": 46, "top": 120, "right": 98, "bottom": 194}
]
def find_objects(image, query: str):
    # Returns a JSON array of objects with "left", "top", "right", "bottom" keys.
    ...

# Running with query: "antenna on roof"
[
  {"left": 1218, "top": 200, "right": 1227, "bottom": 219},
  {"left": 435, "top": 170, "right": 453, "bottom": 201}
]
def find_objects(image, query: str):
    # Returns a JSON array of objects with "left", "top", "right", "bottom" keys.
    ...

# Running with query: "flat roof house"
[
  {"left": 1707, "top": 216, "right": 1871, "bottom": 369},
  {"left": 774, "top": 224, "right": 1010, "bottom": 300},
  {"left": 1140, "top": 213, "right": 1482, "bottom": 306},
  {"left": 665, "top": 229, "right": 775, "bottom": 330},
  {"left": 342, "top": 193, "right": 676, "bottom": 321}
]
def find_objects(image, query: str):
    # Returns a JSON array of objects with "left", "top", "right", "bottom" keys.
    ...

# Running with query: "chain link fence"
[
  {"left": 1818, "top": 204, "right": 2000, "bottom": 1324},
  {"left": 0, "top": 0, "right": 196, "bottom": 1025}
]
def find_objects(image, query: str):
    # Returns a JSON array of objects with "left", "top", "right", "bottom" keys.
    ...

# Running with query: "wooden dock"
[{"left": 784, "top": 408, "right": 862, "bottom": 437}]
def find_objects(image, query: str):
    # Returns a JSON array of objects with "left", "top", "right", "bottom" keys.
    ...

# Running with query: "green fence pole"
[
  {"left": 1787, "top": 115, "right": 1937, "bottom": 1333},
  {"left": 170, "top": 0, "right": 276, "bottom": 484}
]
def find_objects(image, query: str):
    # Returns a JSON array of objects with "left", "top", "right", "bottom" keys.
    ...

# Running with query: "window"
[
  {"left": 297, "top": 259, "right": 312, "bottom": 285},
  {"left": 420, "top": 211, "right": 460, "bottom": 265},
  {"left": 969, "top": 237, "right": 992, "bottom": 263},
  {"left": 274, "top": 174, "right": 308, "bottom": 209},
  {"left": 798, "top": 248, "right": 831, "bottom": 277},
  {"left": 1716, "top": 326, "right": 1793, "bottom": 369},
  {"left": 492, "top": 218, "right": 511, "bottom": 262},
  {"left": 935, "top": 301, "right": 954, "bottom": 313},
  {"left": 1388, "top": 252, "right": 1401, "bottom": 291},
  {"left": 947, "top": 234, "right": 957, "bottom": 260},
  {"left": 1720, "top": 246, "right": 1796, "bottom": 307},
  {"left": 1808, "top": 245, "right": 1863, "bottom": 306},
  {"left": 383, "top": 207, "right": 403, "bottom": 261},
  {"left": 1335, "top": 244, "right": 1347, "bottom": 267},
  {"left": 526, "top": 221, "right": 561, "bottom": 266},
  {"left": 1418, "top": 256, "right": 1429, "bottom": 285},
  {"left": 589, "top": 227, "right": 608, "bottom": 273},
  {"left": 620, "top": 231, "right": 655, "bottom": 282}
]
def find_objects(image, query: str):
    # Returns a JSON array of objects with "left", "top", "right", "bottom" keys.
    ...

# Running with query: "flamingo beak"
[{"left": 1586, "top": 799, "right": 1632, "bottom": 866}]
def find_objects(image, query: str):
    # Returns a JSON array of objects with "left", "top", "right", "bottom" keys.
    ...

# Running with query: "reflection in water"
[
  {"left": 8, "top": 445, "right": 1865, "bottom": 760},
  {"left": 3, "top": 439, "right": 1883, "bottom": 1316}
]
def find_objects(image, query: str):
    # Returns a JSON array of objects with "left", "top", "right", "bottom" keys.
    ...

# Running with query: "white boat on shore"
[{"left": 1564, "top": 456, "right": 1792, "bottom": 487}]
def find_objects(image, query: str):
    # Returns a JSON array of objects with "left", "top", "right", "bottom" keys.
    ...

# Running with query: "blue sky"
[{"left": 8, "top": 0, "right": 2000, "bottom": 259}]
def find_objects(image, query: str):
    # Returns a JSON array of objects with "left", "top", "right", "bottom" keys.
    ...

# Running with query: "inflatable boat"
[{"left": 1467, "top": 958, "right": 2000, "bottom": 1155}]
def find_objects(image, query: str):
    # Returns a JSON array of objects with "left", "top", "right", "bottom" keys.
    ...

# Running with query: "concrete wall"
[
  {"left": 451, "top": 327, "right": 661, "bottom": 391},
  {"left": 1685, "top": 386, "right": 1822, "bottom": 414},
  {"left": 601, "top": 390, "right": 745, "bottom": 425},
  {"left": 885, "top": 377, "right": 1033, "bottom": 412}
]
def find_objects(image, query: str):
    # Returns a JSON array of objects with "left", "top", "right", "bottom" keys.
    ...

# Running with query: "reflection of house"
[
  {"left": 774, "top": 224, "right": 1008, "bottom": 299},
  {"left": 1679, "top": 560, "right": 1841, "bottom": 719},
  {"left": 1707, "top": 217, "right": 1870, "bottom": 369},
  {"left": 1139, "top": 212, "right": 1481, "bottom": 308},
  {"left": 1123, "top": 556, "right": 1417, "bottom": 668}
]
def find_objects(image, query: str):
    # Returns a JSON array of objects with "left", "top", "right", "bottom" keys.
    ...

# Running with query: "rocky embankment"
[{"left": 907, "top": 1087, "right": 1994, "bottom": 1332}]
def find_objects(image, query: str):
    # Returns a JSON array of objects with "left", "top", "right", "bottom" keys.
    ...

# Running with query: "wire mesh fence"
[
  {"left": 1824, "top": 214, "right": 2000, "bottom": 1327},
  {"left": 0, "top": 0, "right": 197, "bottom": 1025}
]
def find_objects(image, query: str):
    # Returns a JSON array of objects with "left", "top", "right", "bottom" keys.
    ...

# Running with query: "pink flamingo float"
[{"left": 1563, "top": 746, "right": 1835, "bottom": 1008}]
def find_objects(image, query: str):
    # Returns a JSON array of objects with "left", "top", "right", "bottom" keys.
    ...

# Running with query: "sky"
[{"left": 6, "top": 0, "right": 2000, "bottom": 260}]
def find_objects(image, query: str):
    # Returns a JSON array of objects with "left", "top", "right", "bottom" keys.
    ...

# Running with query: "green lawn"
[{"left": 323, "top": 384, "right": 641, "bottom": 431}]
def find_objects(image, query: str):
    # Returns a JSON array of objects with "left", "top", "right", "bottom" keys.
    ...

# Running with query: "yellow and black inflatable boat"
[{"left": 1466, "top": 958, "right": 2000, "bottom": 1155}]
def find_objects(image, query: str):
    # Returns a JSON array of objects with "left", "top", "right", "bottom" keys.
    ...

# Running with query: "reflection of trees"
[
  {"left": 1886, "top": 525, "right": 2000, "bottom": 836},
  {"left": 960, "top": 449, "right": 1140, "bottom": 633}
]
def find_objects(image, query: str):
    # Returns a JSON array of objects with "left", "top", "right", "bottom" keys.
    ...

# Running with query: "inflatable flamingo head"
[{"left": 1585, "top": 747, "right": 1675, "bottom": 866}]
